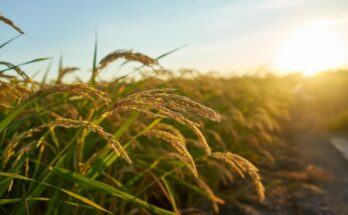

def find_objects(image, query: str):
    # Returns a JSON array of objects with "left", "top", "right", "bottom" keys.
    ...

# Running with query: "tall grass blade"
[
  {"left": 0, "top": 35, "right": 22, "bottom": 49},
  {"left": 52, "top": 167, "right": 175, "bottom": 215},
  {"left": 0, "top": 172, "right": 111, "bottom": 214},
  {"left": 0, "top": 58, "right": 50, "bottom": 73}
]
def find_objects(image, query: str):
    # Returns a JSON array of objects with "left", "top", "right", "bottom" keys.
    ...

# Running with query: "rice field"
[{"left": 1, "top": 15, "right": 348, "bottom": 214}]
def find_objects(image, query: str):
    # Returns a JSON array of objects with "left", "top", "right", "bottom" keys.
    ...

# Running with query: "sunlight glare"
[{"left": 275, "top": 22, "right": 346, "bottom": 76}]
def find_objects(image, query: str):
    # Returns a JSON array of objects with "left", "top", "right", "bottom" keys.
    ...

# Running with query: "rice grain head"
[
  {"left": 106, "top": 89, "right": 222, "bottom": 154},
  {"left": 0, "top": 15, "right": 24, "bottom": 34},
  {"left": 144, "top": 128, "right": 198, "bottom": 177},
  {"left": 211, "top": 152, "right": 265, "bottom": 202},
  {"left": 8, "top": 117, "right": 132, "bottom": 165},
  {"left": 48, "top": 118, "right": 132, "bottom": 164},
  {"left": 98, "top": 49, "right": 158, "bottom": 71}
]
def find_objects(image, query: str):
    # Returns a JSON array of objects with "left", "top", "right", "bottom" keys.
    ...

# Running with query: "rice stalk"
[
  {"left": 211, "top": 152, "right": 265, "bottom": 202},
  {"left": 99, "top": 49, "right": 158, "bottom": 70},
  {"left": 143, "top": 128, "right": 198, "bottom": 177},
  {"left": 0, "top": 61, "right": 32, "bottom": 83},
  {"left": 47, "top": 118, "right": 132, "bottom": 164},
  {"left": 3, "top": 117, "right": 132, "bottom": 166},
  {"left": 105, "top": 89, "right": 221, "bottom": 154},
  {"left": 90, "top": 49, "right": 159, "bottom": 82},
  {"left": 194, "top": 177, "right": 225, "bottom": 212},
  {"left": 0, "top": 15, "right": 24, "bottom": 34}
]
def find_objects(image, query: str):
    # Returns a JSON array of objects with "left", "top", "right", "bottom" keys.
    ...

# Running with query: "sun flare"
[{"left": 275, "top": 22, "right": 346, "bottom": 76}]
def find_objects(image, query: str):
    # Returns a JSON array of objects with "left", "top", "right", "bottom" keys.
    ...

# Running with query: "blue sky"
[{"left": 1, "top": 0, "right": 348, "bottom": 79}]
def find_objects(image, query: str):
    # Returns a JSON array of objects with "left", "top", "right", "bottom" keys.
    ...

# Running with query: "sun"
[{"left": 275, "top": 22, "right": 346, "bottom": 76}]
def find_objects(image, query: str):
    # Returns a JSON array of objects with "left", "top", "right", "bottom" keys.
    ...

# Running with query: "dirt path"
[
  {"left": 222, "top": 101, "right": 348, "bottom": 215},
  {"left": 278, "top": 106, "right": 348, "bottom": 215}
]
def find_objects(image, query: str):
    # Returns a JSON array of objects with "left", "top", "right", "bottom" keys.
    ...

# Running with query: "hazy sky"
[{"left": 2, "top": 0, "right": 348, "bottom": 79}]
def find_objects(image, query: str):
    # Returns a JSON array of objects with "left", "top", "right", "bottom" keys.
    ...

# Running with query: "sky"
[{"left": 2, "top": 0, "right": 348, "bottom": 79}]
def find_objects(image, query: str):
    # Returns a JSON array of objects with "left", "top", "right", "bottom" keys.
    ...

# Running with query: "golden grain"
[
  {"left": 211, "top": 152, "right": 265, "bottom": 202},
  {"left": 99, "top": 49, "right": 158, "bottom": 70},
  {"left": 144, "top": 128, "right": 198, "bottom": 177},
  {"left": 48, "top": 118, "right": 132, "bottom": 164},
  {"left": 106, "top": 89, "right": 222, "bottom": 154}
]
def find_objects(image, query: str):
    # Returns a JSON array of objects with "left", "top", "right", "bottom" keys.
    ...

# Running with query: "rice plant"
[{"left": 0, "top": 15, "right": 299, "bottom": 214}]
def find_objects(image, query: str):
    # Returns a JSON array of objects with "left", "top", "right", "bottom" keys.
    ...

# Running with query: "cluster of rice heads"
[
  {"left": 140, "top": 74, "right": 291, "bottom": 158},
  {"left": 0, "top": 33, "right": 266, "bottom": 215},
  {"left": 130, "top": 73, "right": 292, "bottom": 208},
  {"left": 0, "top": 15, "right": 273, "bottom": 214}
]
